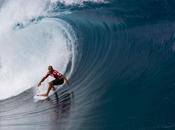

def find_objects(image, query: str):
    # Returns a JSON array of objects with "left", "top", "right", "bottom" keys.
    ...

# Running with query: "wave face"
[{"left": 1, "top": 0, "right": 175, "bottom": 130}]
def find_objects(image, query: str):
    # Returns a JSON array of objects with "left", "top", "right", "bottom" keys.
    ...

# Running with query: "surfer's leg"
[
  {"left": 52, "top": 86, "right": 56, "bottom": 91},
  {"left": 39, "top": 82, "right": 54, "bottom": 96},
  {"left": 39, "top": 79, "right": 60, "bottom": 96},
  {"left": 46, "top": 82, "right": 55, "bottom": 95}
]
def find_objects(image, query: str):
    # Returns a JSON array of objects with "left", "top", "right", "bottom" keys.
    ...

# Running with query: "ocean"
[{"left": 0, "top": 0, "right": 175, "bottom": 130}]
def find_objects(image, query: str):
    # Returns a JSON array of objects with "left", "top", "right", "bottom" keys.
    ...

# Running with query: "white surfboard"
[
  {"left": 33, "top": 95, "right": 48, "bottom": 100},
  {"left": 33, "top": 84, "right": 67, "bottom": 101}
]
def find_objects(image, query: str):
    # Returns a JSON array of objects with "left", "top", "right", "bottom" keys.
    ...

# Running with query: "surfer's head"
[{"left": 48, "top": 65, "right": 53, "bottom": 72}]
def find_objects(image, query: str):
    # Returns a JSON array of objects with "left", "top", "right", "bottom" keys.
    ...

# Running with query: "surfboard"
[
  {"left": 33, "top": 84, "right": 68, "bottom": 101},
  {"left": 33, "top": 95, "right": 48, "bottom": 100}
]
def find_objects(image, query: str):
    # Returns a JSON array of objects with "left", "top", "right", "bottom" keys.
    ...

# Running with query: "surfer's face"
[{"left": 48, "top": 66, "right": 53, "bottom": 72}]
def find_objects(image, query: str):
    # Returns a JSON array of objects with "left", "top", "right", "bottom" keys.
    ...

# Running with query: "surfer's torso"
[{"left": 46, "top": 69, "right": 63, "bottom": 79}]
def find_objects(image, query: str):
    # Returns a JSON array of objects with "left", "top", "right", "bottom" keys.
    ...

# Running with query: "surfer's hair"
[{"left": 48, "top": 65, "right": 53, "bottom": 69}]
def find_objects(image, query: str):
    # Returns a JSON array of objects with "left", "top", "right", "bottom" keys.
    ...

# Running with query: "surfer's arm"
[
  {"left": 38, "top": 74, "right": 49, "bottom": 87},
  {"left": 61, "top": 74, "right": 69, "bottom": 85}
]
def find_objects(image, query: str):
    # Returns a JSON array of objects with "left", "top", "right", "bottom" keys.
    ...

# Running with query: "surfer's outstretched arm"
[
  {"left": 61, "top": 75, "right": 69, "bottom": 85},
  {"left": 38, "top": 74, "right": 49, "bottom": 87}
]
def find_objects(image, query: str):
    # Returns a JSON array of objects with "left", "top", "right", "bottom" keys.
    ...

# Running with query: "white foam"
[
  {"left": 0, "top": 0, "right": 77, "bottom": 100},
  {"left": 0, "top": 0, "right": 103, "bottom": 100},
  {"left": 50, "top": 0, "right": 107, "bottom": 6},
  {"left": 0, "top": 0, "right": 49, "bottom": 32}
]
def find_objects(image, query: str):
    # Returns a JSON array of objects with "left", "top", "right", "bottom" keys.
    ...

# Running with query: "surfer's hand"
[
  {"left": 66, "top": 80, "right": 69, "bottom": 85},
  {"left": 38, "top": 82, "right": 41, "bottom": 87}
]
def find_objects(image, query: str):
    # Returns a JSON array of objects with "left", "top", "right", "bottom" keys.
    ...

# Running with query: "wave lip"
[{"left": 50, "top": 0, "right": 107, "bottom": 6}]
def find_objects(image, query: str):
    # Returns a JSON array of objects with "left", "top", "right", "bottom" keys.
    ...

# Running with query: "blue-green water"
[{"left": 1, "top": 0, "right": 175, "bottom": 130}]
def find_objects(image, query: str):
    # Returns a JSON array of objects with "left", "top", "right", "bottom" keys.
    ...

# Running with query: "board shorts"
[{"left": 50, "top": 78, "right": 64, "bottom": 85}]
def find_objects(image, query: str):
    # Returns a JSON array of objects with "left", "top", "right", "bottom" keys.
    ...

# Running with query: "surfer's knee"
[{"left": 48, "top": 82, "right": 53, "bottom": 86}]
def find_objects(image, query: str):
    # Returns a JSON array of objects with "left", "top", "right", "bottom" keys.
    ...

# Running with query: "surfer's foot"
[{"left": 37, "top": 93, "right": 48, "bottom": 97}]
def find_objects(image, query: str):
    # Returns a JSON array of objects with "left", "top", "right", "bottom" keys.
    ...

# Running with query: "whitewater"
[{"left": 0, "top": 0, "right": 78, "bottom": 100}]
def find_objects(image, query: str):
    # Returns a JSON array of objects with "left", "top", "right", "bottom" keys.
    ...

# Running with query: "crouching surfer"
[{"left": 37, "top": 65, "right": 69, "bottom": 96}]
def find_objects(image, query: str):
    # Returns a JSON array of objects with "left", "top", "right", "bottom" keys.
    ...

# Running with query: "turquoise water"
[{"left": 1, "top": 0, "right": 175, "bottom": 130}]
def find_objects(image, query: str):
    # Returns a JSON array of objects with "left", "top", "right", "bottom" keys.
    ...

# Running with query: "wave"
[
  {"left": 59, "top": 5, "right": 175, "bottom": 129},
  {"left": 0, "top": 0, "right": 79, "bottom": 100},
  {"left": 1, "top": 0, "right": 175, "bottom": 130}
]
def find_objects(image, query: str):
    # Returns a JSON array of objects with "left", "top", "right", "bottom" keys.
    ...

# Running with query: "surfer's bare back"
[{"left": 37, "top": 65, "right": 69, "bottom": 96}]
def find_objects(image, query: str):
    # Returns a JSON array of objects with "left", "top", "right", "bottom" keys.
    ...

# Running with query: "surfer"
[{"left": 37, "top": 65, "right": 69, "bottom": 96}]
